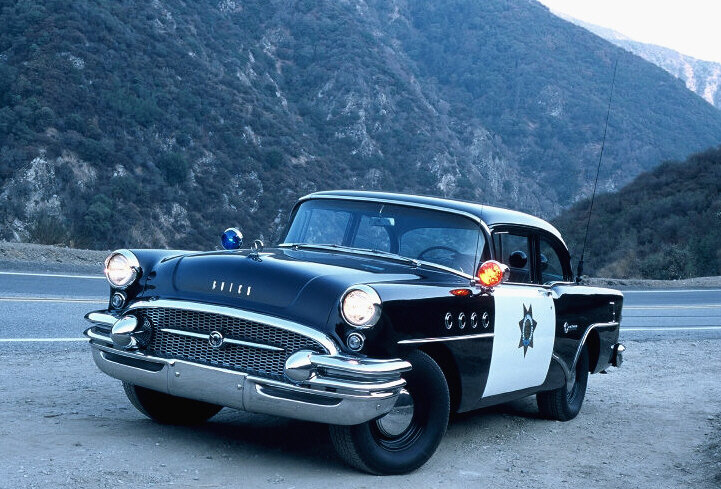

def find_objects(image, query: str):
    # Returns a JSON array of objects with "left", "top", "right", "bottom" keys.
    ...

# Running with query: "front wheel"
[
  {"left": 536, "top": 344, "right": 589, "bottom": 421},
  {"left": 123, "top": 382, "right": 223, "bottom": 425},
  {"left": 329, "top": 350, "right": 450, "bottom": 475}
]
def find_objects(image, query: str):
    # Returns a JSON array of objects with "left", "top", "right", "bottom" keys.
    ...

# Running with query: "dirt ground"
[{"left": 0, "top": 339, "right": 719, "bottom": 489}]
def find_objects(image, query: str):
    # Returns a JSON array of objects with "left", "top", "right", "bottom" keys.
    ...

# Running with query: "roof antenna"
[{"left": 577, "top": 57, "right": 619, "bottom": 283}]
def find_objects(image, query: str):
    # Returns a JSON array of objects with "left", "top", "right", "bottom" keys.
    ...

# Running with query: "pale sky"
[{"left": 538, "top": 0, "right": 721, "bottom": 63}]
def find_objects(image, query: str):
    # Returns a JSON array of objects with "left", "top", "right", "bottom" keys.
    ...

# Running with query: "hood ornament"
[{"left": 249, "top": 239, "right": 264, "bottom": 260}]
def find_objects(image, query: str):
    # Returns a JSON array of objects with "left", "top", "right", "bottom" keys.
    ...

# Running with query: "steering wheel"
[{"left": 417, "top": 245, "right": 461, "bottom": 262}]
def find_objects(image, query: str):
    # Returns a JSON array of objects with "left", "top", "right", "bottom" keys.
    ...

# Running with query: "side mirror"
[
  {"left": 475, "top": 260, "right": 510, "bottom": 288},
  {"left": 509, "top": 250, "right": 527, "bottom": 268}
]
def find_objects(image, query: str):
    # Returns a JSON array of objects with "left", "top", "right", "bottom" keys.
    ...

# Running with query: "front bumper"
[{"left": 84, "top": 311, "right": 411, "bottom": 426}]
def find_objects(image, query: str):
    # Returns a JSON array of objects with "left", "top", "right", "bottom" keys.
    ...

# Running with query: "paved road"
[
  {"left": 0, "top": 270, "right": 720, "bottom": 342},
  {"left": 621, "top": 288, "right": 721, "bottom": 340}
]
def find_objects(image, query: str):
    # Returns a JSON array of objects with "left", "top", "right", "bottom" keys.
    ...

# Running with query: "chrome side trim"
[
  {"left": 125, "top": 299, "right": 338, "bottom": 355},
  {"left": 159, "top": 327, "right": 285, "bottom": 352},
  {"left": 397, "top": 332, "right": 494, "bottom": 345},
  {"left": 572, "top": 321, "right": 620, "bottom": 370}
]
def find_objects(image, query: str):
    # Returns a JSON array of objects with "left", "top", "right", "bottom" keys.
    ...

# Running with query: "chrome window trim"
[
  {"left": 126, "top": 299, "right": 338, "bottom": 355},
  {"left": 398, "top": 332, "right": 494, "bottom": 345}
]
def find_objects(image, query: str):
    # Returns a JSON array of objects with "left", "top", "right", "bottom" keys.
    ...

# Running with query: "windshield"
[{"left": 283, "top": 199, "right": 485, "bottom": 275}]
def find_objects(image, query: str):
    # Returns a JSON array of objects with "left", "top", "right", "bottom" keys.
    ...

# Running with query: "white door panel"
[{"left": 482, "top": 285, "right": 555, "bottom": 398}]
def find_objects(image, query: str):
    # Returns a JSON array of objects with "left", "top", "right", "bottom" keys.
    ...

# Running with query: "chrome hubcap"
[{"left": 376, "top": 389, "right": 414, "bottom": 438}]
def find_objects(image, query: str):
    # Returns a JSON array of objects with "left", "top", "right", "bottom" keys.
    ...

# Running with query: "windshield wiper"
[
  {"left": 280, "top": 243, "right": 419, "bottom": 267},
  {"left": 281, "top": 243, "right": 474, "bottom": 279}
]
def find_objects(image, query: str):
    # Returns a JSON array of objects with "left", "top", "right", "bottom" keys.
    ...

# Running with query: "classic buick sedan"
[{"left": 84, "top": 190, "right": 624, "bottom": 474}]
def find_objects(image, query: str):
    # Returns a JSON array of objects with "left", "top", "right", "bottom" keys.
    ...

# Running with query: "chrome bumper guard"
[{"left": 83, "top": 311, "right": 411, "bottom": 426}]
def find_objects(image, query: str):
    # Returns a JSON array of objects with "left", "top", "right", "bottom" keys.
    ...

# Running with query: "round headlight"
[
  {"left": 340, "top": 285, "right": 381, "bottom": 328},
  {"left": 104, "top": 250, "right": 140, "bottom": 289}
]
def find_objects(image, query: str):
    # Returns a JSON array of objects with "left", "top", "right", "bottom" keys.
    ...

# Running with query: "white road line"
[
  {"left": 0, "top": 297, "right": 105, "bottom": 303},
  {"left": 0, "top": 271, "right": 104, "bottom": 280},
  {"left": 0, "top": 338, "right": 87, "bottom": 343},
  {"left": 624, "top": 289, "right": 721, "bottom": 294},
  {"left": 624, "top": 304, "right": 721, "bottom": 310},
  {"left": 621, "top": 326, "right": 721, "bottom": 332}
]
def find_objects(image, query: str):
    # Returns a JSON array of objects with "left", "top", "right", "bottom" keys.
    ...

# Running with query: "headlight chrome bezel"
[
  {"left": 340, "top": 285, "right": 382, "bottom": 329},
  {"left": 104, "top": 249, "right": 141, "bottom": 289}
]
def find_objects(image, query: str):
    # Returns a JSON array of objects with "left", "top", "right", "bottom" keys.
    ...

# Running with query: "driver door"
[{"left": 482, "top": 230, "right": 556, "bottom": 398}]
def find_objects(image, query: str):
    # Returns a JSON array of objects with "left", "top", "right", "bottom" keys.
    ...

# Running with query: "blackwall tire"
[
  {"left": 536, "top": 344, "right": 589, "bottom": 421},
  {"left": 122, "top": 382, "right": 223, "bottom": 425},
  {"left": 329, "top": 350, "right": 450, "bottom": 475}
]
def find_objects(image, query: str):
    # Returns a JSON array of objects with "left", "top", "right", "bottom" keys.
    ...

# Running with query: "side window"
[
  {"left": 400, "top": 227, "right": 479, "bottom": 274},
  {"left": 352, "top": 215, "right": 391, "bottom": 252},
  {"left": 494, "top": 232, "right": 532, "bottom": 283},
  {"left": 539, "top": 237, "right": 566, "bottom": 284}
]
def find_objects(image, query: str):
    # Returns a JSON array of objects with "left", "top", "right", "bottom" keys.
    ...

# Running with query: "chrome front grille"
[{"left": 135, "top": 307, "right": 326, "bottom": 379}]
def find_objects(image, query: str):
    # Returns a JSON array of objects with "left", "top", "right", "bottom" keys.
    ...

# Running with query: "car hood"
[{"left": 140, "top": 247, "right": 424, "bottom": 331}]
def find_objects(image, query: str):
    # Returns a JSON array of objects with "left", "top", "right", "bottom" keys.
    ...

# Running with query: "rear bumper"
[{"left": 84, "top": 312, "right": 411, "bottom": 426}]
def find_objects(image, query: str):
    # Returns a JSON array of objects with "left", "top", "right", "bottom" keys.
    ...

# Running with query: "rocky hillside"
[
  {"left": 565, "top": 16, "right": 721, "bottom": 109},
  {"left": 2, "top": 0, "right": 721, "bottom": 250},
  {"left": 553, "top": 146, "right": 721, "bottom": 280}
]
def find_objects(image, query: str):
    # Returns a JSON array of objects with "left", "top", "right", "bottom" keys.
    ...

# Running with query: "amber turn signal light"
[{"left": 476, "top": 260, "right": 509, "bottom": 288}]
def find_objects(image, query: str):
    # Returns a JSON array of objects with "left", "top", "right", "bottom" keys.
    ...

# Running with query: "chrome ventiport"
[
  {"left": 481, "top": 311, "right": 490, "bottom": 329},
  {"left": 444, "top": 312, "right": 453, "bottom": 329}
]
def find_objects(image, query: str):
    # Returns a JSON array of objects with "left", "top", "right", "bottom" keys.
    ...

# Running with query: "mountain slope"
[
  {"left": 563, "top": 15, "right": 721, "bottom": 109},
  {"left": 1, "top": 0, "right": 721, "bottom": 250},
  {"left": 553, "top": 146, "right": 721, "bottom": 279}
]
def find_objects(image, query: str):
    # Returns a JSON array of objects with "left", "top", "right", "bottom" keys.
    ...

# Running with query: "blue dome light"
[{"left": 221, "top": 228, "right": 243, "bottom": 250}]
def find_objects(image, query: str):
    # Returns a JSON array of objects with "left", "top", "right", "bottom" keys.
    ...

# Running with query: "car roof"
[{"left": 299, "top": 190, "right": 567, "bottom": 245}]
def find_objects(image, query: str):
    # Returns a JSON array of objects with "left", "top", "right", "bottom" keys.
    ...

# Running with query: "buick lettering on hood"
[{"left": 84, "top": 191, "right": 624, "bottom": 475}]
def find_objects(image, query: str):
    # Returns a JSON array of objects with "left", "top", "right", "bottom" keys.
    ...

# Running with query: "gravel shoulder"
[
  {"left": 0, "top": 241, "right": 108, "bottom": 275},
  {"left": 1, "top": 339, "right": 719, "bottom": 489}
]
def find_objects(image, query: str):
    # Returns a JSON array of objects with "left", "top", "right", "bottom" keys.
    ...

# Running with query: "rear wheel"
[
  {"left": 536, "top": 345, "right": 589, "bottom": 421},
  {"left": 329, "top": 350, "right": 450, "bottom": 475},
  {"left": 123, "top": 382, "right": 223, "bottom": 425}
]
